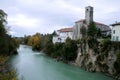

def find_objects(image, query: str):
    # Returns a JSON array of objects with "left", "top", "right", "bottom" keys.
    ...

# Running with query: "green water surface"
[{"left": 10, "top": 45, "right": 114, "bottom": 80}]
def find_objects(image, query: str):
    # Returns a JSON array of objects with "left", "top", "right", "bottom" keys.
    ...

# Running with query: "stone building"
[{"left": 73, "top": 6, "right": 111, "bottom": 40}]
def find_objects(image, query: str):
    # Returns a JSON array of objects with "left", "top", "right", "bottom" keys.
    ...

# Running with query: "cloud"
[
  {"left": 8, "top": 31, "right": 16, "bottom": 35},
  {"left": 8, "top": 14, "right": 43, "bottom": 29},
  {"left": 0, "top": 0, "right": 120, "bottom": 36}
]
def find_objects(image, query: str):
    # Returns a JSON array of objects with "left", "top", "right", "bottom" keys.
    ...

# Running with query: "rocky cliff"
[{"left": 75, "top": 39, "right": 120, "bottom": 79}]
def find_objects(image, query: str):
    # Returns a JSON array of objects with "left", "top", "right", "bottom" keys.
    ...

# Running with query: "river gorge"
[{"left": 9, "top": 45, "right": 114, "bottom": 80}]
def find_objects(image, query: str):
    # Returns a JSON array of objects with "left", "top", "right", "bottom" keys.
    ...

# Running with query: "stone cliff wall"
[{"left": 75, "top": 40, "right": 120, "bottom": 79}]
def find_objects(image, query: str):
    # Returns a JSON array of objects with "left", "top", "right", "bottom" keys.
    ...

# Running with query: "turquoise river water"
[{"left": 10, "top": 45, "right": 114, "bottom": 80}]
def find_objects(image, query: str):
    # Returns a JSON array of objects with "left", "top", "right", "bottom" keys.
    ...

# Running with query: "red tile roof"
[
  {"left": 111, "top": 22, "right": 120, "bottom": 26},
  {"left": 58, "top": 27, "right": 73, "bottom": 32}
]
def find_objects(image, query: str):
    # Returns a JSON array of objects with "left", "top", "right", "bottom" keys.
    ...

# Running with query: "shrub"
[{"left": 114, "top": 52, "right": 120, "bottom": 73}]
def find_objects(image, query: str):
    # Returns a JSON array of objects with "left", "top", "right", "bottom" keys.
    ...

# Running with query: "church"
[
  {"left": 72, "top": 6, "right": 111, "bottom": 40},
  {"left": 52, "top": 6, "right": 111, "bottom": 43}
]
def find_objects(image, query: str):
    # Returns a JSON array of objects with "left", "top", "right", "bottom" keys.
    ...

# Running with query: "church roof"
[
  {"left": 111, "top": 22, "right": 120, "bottom": 26},
  {"left": 75, "top": 19, "right": 108, "bottom": 26},
  {"left": 75, "top": 19, "right": 85, "bottom": 23},
  {"left": 58, "top": 27, "right": 73, "bottom": 32},
  {"left": 75, "top": 19, "right": 111, "bottom": 31}
]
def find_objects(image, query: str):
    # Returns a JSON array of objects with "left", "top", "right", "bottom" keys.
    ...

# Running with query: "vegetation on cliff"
[{"left": 77, "top": 22, "right": 120, "bottom": 79}]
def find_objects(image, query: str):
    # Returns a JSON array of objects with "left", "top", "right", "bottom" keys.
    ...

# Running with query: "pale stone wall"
[
  {"left": 85, "top": 6, "right": 93, "bottom": 25},
  {"left": 72, "top": 22, "right": 84, "bottom": 40}
]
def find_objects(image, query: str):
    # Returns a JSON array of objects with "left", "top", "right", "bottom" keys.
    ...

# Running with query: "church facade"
[{"left": 72, "top": 6, "right": 111, "bottom": 40}]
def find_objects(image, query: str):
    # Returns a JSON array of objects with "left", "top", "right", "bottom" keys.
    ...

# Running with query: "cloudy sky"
[{"left": 0, "top": 0, "right": 120, "bottom": 37}]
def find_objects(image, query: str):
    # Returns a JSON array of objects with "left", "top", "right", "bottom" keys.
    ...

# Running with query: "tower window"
[{"left": 86, "top": 9, "right": 89, "bottom": 11}]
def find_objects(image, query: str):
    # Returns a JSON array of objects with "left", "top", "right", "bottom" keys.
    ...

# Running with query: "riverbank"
[{"left": 0, "top": 55, "right": 17, "bottom": 80}]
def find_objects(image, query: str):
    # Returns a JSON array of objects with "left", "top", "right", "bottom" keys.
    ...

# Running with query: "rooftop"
[
  {"left": 75, "top": 19, "right": 108, "bottom": 27},
  {"left": 58, "top": 27, "right": 73, "bottom": 32},
  {"left": 111, "top": 22, "right": 120, "bottom": 26},
  {"left": 75, "top": 19, "right": 111, "bottom": 31}
]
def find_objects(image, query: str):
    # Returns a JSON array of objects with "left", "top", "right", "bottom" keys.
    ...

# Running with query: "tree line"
[{"left": 22, "top": 32, "right": 78, "bottom": 63}]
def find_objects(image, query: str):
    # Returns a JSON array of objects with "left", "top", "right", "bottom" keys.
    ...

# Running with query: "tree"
[
  {"left": 97, "top": 28, "right": 102, "bottom": 38},
  {"left": 80, "top": 26, "right": 87, "bottom": 37},
  {"left": 0, "top": 9, "right": 19, "bottom": 55},
  {"left": 87, "top": 22, "right": 97, "bottom": 38},
  {"left": 62, "top": 37, "right": 77, "bottom": 61},
  {"left": 0, "top": 10, "right": 8, "bottom": 55},
  {"left": 52, "top": 31, "right": 57, "bottom": 36}
]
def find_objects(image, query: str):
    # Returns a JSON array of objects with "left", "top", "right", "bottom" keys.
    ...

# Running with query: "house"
[
  {"left": 111, "top": 22, "right": 120, "bottom": 41},
  {"left": 52, "top": 27, "right": 73, "bottom": 43},
  {"left": 73, "top": 6, "right": 111, "bottom": 40}
]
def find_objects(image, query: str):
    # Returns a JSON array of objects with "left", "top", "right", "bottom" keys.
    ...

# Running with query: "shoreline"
[{"left": 52, "top": 57, "right": 116, "bottom": 80}]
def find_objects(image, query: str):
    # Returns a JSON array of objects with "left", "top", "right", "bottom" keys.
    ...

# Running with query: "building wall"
[
  {"left": 52, "top": 36, "right": 61, "bottom": 43},
  {"left": 52, "top": 31, "right": 73, "bottom": 43},
  {"left": 73, "top": 22, "right": 83, "bottom": 40},
  {"left": 96, "top": 24, "right": 111, "bottom": 36},
  {"left": 111, "top": 25, "right": 120, "bottom": 41}
]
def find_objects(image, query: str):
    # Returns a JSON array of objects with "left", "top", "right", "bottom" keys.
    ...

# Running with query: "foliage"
[
  {"left": 96, "top": 28, "right": 102, "bottom": 38},
  {"left": 52, "top": 43, "right": 64, "bottom": 57},
  {"left": 24, "top": 34, "right": 78, "bottom": 62},
  {"left": 0, "top": 9, "right": 19, "bottom": 80},
  {"left": 88, "top": 37, "right": 99, "bottom": 53},
  {"left": 0, "top": 56, "right": 18, "bottom": 80},
  {"left": 87, "top": 22, "right": 97, "bottom": 38},
  {"left": 114, "top": 52, "right": 120, "bottom": 74},
  {"left": 80, "top": 26, "right": 87, "bottom": 37},
  {"left": 52, "top": 31, "right": 57, "bottom": 36},
  {"left": 0, "top": 9, "right": 19, "bottom": 56},
  {"left": 101, "top": 39, "right": 111, "bottom": 53},
  {"left": 46, "top": 37, "right": 78, "bottom": 62},
  {"left": 62, "top": 37, "right": 78, "bottom": 61}
]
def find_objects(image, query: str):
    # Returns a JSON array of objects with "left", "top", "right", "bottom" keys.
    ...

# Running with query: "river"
[{"left": 10, "top": 45, "right": 114, "bottom": 80}]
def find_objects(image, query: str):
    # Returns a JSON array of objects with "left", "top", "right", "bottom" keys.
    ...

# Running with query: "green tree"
[
  {"left": 62, "top": 37, "right": 77, "bottom": 61},
  {"left": 52, "top": 31, "right": 57, "bottom": 36},
  {"left": 80, "top": 26, "right": 87, "bottom": 37},
  {"left": 0, "top": 9, "right": 8, "bottom": 55},
  {"left": 87, "top": 22, "right": 97, "bottom": 38},
  {"left": 0, "top": 9, "right": 19, "bottom": 56},
  {"left": 114, "top": 52, "right": 120, "bottom": 74},
  {"left": 97, "top": 28, "right": 102, "bottom": 38}
]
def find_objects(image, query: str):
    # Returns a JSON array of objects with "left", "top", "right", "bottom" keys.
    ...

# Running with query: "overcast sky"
[{"left": 0, "top": 0, "right": 120, "bottom": 37}]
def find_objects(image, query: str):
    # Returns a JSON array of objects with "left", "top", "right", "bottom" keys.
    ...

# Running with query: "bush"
[
  {"left": 80, "top": 26, "right": 87, "bottom": 37},
  {"left": 45, "top": 37, "right": 78, "bottom": 62},
  {"left": 114, "top": 52, "right": 120, "bottom": 73},
  {"left": 87, "top": 22, "right": 97, "bottom": 38}
]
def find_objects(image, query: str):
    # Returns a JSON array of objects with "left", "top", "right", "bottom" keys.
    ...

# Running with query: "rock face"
[{"left": 75, "top": 41, "right": 120, "bottom": 79}]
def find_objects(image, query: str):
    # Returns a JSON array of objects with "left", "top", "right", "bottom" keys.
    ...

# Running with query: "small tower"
[{"left": 85, "top": 6, "right": 93, "bottom": 25}]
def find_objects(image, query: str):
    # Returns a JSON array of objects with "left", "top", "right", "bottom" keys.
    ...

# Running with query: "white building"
[
  {"left": 52, "top": 28, "right": 73, "bottom": 43},
  {"left": 111, "top": 22, "right": 120, "bottom": 41}
]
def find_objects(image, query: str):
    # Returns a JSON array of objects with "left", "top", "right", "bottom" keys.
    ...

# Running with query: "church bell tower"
[{"left": 85, "top": 6, "right": 93, "bottom": 25}]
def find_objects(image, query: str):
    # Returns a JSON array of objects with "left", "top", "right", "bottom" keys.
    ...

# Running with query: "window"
[
  {"left": 116, "top": 36, "right": 119, "bottom": 41},
  {"left": 113, "top": 30, "right": 115, "bottom": 34},
  {"left": 112, "top": 36, "right": 115, "bottom": 41},
  {"left": 86, "top": 9, "right": 89, "bottom": 11}
]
